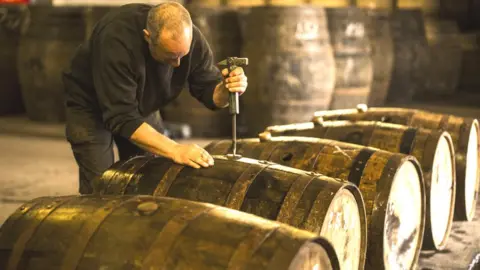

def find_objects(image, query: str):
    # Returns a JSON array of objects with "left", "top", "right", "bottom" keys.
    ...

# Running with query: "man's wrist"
[{"left": 213, "top": 82, "right": 229, "bottom": 108}]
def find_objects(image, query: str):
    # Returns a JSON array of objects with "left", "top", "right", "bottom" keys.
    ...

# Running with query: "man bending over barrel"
[{"left": 62, "top": 2, "right": 248, "bottom": 194}]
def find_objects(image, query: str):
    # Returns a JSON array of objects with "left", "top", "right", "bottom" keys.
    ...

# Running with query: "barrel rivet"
[
  {"left": 356, "top": 104, "right": 368, "bottom": 113},
  {"left": 258, "top": 131, "right": 272, "bottom": 142},
  {"left": 137, "top": 201, "right": 159, "bottom": 216}
]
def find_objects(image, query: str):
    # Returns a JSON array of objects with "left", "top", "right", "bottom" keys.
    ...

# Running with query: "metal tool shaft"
[{"left": 232, "top": 114, "right": 237, "bottom": 156}]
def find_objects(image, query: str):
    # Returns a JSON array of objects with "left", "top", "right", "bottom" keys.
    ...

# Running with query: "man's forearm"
[
  {"left": 130, "top": 122, "right": 179, "bottom": 159},
  {"left": 213, "top": 82, "right": 229, "bottom": 108}
]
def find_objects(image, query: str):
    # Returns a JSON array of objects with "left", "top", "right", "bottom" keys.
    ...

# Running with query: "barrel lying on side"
[
  {"left": 205, "top": 136, "right": 426, "bottom": 270},
  {"left": 315, "top": 105, "right": 480, "bottom": 222},
  {"left": 265, "top": 120, "right": 456, "bottom": 251},
  {"left": 0, "top": 195, "right": 340, "bottom": 270},
  {"left": 98, "top": 156, "right": 367, "bottom": 270}
]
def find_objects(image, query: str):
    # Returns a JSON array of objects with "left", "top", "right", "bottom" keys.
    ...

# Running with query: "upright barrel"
[
  {"left": 458, "top": 33, "right": 480, "bottom": 92},
  {"left": 310, "top": 1, "right": 395, "bottom": 107},
  {"left": 98, "top": 155, "right": 367, "bottom": 270},
  {"left": 160, "top": 5, "right": 240, "bottom": 137},
  {"left": 192, "top": 0, "right": 305, "bottom": 6},
  {"left": 315, "top": 105, "right": 480, "bottom": 222},
  {"left": 388, "top": 9, "right": 429, "bottom": 103},
  {"left": 0, "top": 195, "right": 340, "bottom": 270},
  {"left": 265, "top": 120, "right": 456, "bottom": 251},
  {"left": 397, "top": 0, "right": 472, "bottom": 30},
  {"left": 363, "top": 9, "right": 394, "bottom": 106},
  {"left": 17, "top": 6, "right": 86, "bottom": 122},
  {"left": 206, "top": 136, "right": 426, "bottom": 270},
  {"left": 240, "top": 6, "right": 336, "bottom": 136},
  {"left": 326, "top": 7, "right": 374, "bottom": 109},
  {"left": 420, "top": 18, "right": 463, "bottom": 96},
  {"left": 0, "top": 4, "right": 28, "bottom": 115}
]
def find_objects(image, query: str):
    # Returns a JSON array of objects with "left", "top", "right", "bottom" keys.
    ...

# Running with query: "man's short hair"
[{"left": 146, "top": 2, "right": 192, "bottom": 44}]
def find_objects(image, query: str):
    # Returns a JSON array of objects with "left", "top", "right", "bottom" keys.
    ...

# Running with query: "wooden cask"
[
  {"left": 397, "top": 0, "right": 471, "bottom": 30},
  {"left": 239, "top": 6, "right": 336, "bottom": 136},
  {"left": 17, "top": 6, "right": 86, "bottom": 122},
  {"left": 356, "top": 0, "right": 395, "bottom": 10},
  {"left": 192, "top": 0, "right": 305, "bottom": 6},
  {"left": 458, "top": 33, "right": 480, "bottom": 92},
  {"left": 326, "top": 8, "right": 374, "bottom": 109},
  {"left": 265, "top": 120, "right": 456, "bottom": 251},
  {"left": 0, "top": 195, "right": 340, "bottom": 270},
  {"left": 388, "top": 9, "right": 429, "bottom": 103},
  {"left": 310, "top": 1, "right": 395, "bottom": 107},
  {"left": 0, "top": 4, "right": 27, "bottom": 115},
  {"left": 205, "top": 136, "right": 426, "bottom": 270},
  {"left": 315, "top": 105, "right": 480, "bottom": 222},
  {"left": 160, "top": 6, "right": 239, "bottom": 137},
  {"left": 98, "top": 155, "right": 367, "bottom": 270},
  {"left": 363, "top": 9, "right": 394, "bottom": 107},
  {"left": 420, "top": 18, "right": 463, "bottom": 97}
]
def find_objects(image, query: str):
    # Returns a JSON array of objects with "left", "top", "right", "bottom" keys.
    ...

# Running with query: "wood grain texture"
[
  {"left": 265, "top": 120, "right": 456, "bottom": 251},
  {"left": 0, "top": 196, "right": 340, "bottom": 270},
  {"left": 206, "top": 137, "right": 425, "bottom": 270},
  {"left": 317, "top": 106, "right": 480, "bottom": 222},
  {"left": 98, "top": 155, "right": 367, "bottom": 270}
]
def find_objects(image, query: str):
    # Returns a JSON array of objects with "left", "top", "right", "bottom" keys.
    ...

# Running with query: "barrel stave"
[
  {"left": 0, "top": 196, "right": 340, "bottom": 270},
  {"left": 206, "top": 137, "right": 424, "bottom": 269}
]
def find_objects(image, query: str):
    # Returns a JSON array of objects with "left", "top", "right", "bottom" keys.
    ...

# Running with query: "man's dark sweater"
[{"left": 63, "top": 3, "right": 223, "bottom": 139}]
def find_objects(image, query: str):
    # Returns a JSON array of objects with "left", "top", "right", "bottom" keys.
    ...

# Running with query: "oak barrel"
[
  {"left": 363, "top": 9, "right": 394, "bottom": 107},
  {"left": 0, "top": 4, "right": 27, "bottom": 115},
  {"left": 160, "top": 5, "right": 238, "bottom": 137},
  {"left": 205, "top": 136, "right": 426, "bottom": 270},
  {"left": 397, "top": 0, "right": 471, "bottom": 30},
  {"left": 388, "top": 9, "right": 429, "bottom": 103},
  {"left": 191, "top": 0, "right": 305, "bottom": 6},
  {"left": 420, "top": 18, "right": 463, "bottom": 96},
  {"left": 240, "top": 6, "right": 336, "bottom": 136},
  {"left": 98, "top": 155, "right": 367, "bottom": 270},
  {"left": 315, "top": 105, "right": 480, "bottom": 222},
  {"left": 326, "top": 8, "right": 374, "bottom": 109},
  {"left": 0, "top": 195, "right": 341, "bottom": 270},
  {"left": 17, "top": 6, "right": 86, "bottom": 122},
  {"left": 458, "top": 33, "right": 480, "bottom": 92},
  {"left": 265, "top": 120, "right": 456, "bottom": 251}
]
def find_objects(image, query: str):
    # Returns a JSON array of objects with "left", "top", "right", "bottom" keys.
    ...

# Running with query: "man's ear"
[{"left": 143, "top": 29, "right": 150, "bottom": 43}]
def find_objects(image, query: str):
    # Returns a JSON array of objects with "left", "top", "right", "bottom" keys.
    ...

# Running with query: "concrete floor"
[{"left": 0, "top": 115, "right": 479, "bottom": 269}]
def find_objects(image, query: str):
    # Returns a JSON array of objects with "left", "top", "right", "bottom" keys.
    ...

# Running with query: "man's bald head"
[{"left": 143, "top": 2, "right": 193, "bottom": 67}]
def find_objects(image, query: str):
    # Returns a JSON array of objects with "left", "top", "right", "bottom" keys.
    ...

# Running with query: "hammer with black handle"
[{"left": 217, "top": 57, "right": 249, "bottom": 159}]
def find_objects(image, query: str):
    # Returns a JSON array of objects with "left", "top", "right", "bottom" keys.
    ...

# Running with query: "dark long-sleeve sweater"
[{"left": 62, "top": 3, "right": 223, "bottom": 139}]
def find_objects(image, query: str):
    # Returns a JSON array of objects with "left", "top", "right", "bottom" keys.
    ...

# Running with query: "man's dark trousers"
[{"left": 65, "top": 106, "right": 163, "bottom": 194}]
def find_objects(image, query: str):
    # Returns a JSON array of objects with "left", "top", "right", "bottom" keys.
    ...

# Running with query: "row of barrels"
[
  {"left": 162, "top": 5, "right": 480, "bottom": 137},
  {"left": 1, "top": 4, "right": 480, "bottom": 134},
  {"left": 1, "top": 106, "right": 477, "bottom": 269}
]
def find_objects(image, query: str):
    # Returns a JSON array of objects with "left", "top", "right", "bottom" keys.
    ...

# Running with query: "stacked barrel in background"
[
  {"left": 0, "top": 4, "right": 28, "bottom": 115},
  {"left": 1, "top": 1, "right": 480, "bottom": 269}
]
